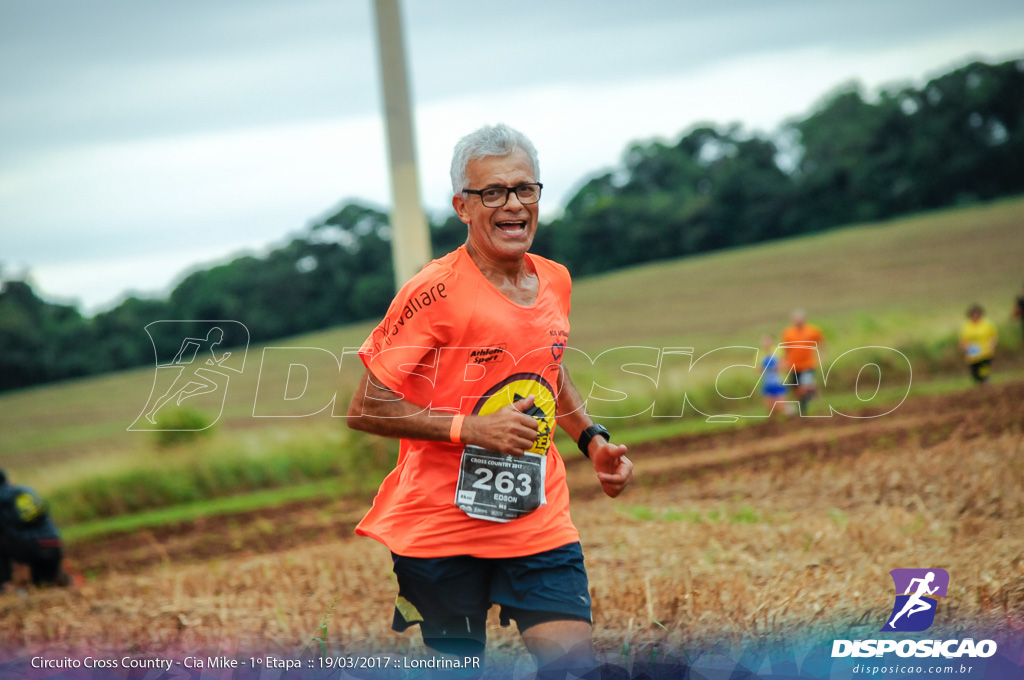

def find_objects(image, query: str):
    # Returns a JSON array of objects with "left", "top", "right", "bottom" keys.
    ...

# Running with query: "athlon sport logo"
[
  {"left": 832, "top": 568, "right": 998, "bottom": 660},
  {"left": 882, "top": 568, "right": 949, "bottom": 632}
]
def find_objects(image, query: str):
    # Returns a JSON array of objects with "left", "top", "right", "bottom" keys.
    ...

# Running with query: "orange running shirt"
[
  {"left": 781, "top": 323, "right": 825, "bottom": 373},
  {"left": 354, "top": 246, "right": 580, "bottom": 558}
]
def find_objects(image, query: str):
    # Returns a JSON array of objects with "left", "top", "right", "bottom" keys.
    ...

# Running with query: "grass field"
[
  {"left": 1, "top": 197, "right": 1022, "bottom": 514},
  {"left": 1, "top": 199, "right": 1023, "bottom": 675},
  {"left": 1, "top": 381, "right": 1020, "bottom": 675}
]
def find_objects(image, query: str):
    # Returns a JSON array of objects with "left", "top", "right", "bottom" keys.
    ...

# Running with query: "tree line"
[{"left": 2, "top": 58, "right": 1022, "bottom": 392}]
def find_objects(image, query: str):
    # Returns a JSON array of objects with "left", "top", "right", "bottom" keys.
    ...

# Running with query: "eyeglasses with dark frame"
[{"left": 462, "top": 183, "right": 543, "bottom": 208}]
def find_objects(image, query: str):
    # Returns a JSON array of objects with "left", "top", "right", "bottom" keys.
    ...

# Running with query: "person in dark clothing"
[
  {"left": 1014, "top": 281, "right": 1024, "bottom": 344},
  {"left": 0, "top": 469, "right": 67, "bottom": 589}
]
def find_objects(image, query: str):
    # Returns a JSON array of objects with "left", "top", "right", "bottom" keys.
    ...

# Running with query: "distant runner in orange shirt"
[
  {"left": 347, "top": 124, "right": 633, "bottom": 676},
  {"left": 781, "top": 310, "right": 826, "bottom": 415}
]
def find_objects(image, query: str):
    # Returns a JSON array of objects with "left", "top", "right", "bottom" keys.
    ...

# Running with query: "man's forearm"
[
  {"left": 555, "top": 365, "right": 594, "bottom": 442},
  {"left": 346, "top": 369, "right": 453, "bottom": 442},
  {"left": 347, "top": 368, "right": 542, "bottom": 455}
]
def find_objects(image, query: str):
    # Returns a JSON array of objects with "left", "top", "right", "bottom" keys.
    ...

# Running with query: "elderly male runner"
[{"left": 347, "top": 123, "right": 633, "bottom": 676}]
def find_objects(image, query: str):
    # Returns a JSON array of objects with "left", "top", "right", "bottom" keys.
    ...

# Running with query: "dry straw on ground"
[{"left": 1, "top": 387, "right": 1021, "bottom": 665}]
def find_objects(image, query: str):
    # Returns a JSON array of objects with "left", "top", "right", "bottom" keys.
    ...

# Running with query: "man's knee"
[{"left": 521, "top": 620, "right": 595, "bottom": 677}]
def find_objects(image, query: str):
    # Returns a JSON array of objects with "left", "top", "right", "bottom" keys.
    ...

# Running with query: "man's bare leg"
[{"left": 521, "top": 620, "right": 597, "bottom": 679}]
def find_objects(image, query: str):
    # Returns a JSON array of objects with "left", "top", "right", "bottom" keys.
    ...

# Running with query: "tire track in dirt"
[
  {"left": 567, "top": 380, "right": 1023, "bottom": 495},
  {"left": 65, "top": 381, "right": 1023, "bottom": 578}
]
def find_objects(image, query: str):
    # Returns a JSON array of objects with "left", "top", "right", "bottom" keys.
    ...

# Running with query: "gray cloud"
[
  {"left": 1, "top": 0, "right": 1022, "bottom": 308},
  {"left": 402, "top": 0, "right": 1024, "bottom": 100},
  {"left": 5, "top": 0, "right": 1021, "bottom": 160},
  {"left": 0, "top": 0, "right": 376, "bottom": 157}
]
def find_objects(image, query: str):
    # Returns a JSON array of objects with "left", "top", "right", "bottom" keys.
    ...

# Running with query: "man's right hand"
[{"left": 461, "top": 394, "right": 540, "bottom": 456}]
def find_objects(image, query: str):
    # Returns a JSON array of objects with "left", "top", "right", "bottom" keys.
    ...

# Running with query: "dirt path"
[
  {"left": 3, "top": 381, "right": 1021, "bottom": 660},
  {"left": 63, "top": 381, "right": 1023, "bottom": 579}
]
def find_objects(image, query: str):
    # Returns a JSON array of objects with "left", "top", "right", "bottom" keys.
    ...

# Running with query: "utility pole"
[{"left": 372, "top": 0, "right": 432, "bottom": 290}]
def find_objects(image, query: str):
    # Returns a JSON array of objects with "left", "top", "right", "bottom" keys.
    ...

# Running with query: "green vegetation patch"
[
  {"left": 48, "top": 427, "right": 397, "bottom": 525},
  {"left": 60, "top": 478, "right": 352, "bottom": 543}
]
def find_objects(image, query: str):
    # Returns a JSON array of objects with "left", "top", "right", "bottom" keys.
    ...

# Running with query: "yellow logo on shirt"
[
  {"left": 473, "top": 373, "right": 556, "bottom": 455},
  {"left": 15, "top": 492, "right": 46, "bottom": 523}
]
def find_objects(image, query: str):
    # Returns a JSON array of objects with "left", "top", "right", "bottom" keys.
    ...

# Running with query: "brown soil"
[
  {"left": 66, "top": 381, "right": 1023, "bottom": 577},
  {"left": 2, "top": 381, "right": 1021, "bottom": 663}
]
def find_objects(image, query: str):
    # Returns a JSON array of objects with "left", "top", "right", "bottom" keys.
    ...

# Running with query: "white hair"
[{"left": 450, "top": 123, "right": 540, "bottom": 195}]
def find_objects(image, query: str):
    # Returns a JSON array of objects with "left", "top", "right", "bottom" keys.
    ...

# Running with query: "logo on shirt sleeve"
[{"left": 370, "top": 283, "right": 448, "bottom": 351}]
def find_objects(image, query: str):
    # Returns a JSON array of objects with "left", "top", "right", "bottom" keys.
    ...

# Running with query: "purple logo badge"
[{"left": 881, "top": 568, "right": 949, "bottom": 632}]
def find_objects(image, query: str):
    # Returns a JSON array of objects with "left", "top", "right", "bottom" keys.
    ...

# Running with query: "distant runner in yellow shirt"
[{"left": 959, "top": 304, "right": 998, "bottom": 385}]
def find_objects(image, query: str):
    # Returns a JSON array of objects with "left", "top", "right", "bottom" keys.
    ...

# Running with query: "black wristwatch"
[{"left": 578, "top": 424, "right": 611, "bottom": 458}]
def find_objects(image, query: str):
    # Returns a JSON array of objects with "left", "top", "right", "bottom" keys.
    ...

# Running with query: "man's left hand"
[{"left": 589, "top": 437, "right": 633, "bottom": 498}]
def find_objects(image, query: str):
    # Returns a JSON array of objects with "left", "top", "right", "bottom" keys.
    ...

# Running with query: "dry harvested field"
[{"left": 1, "top": 382, "right": 1022, "bottom": 669}]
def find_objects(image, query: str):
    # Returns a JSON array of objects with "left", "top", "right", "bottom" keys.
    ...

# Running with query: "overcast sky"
[{"left": 2, "top": 0, "right": 1023, "bottom": 312}]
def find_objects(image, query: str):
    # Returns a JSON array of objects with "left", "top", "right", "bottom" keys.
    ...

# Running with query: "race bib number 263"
[{"left": 455, "top": 446, "right": 546, "bottom": 522}]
